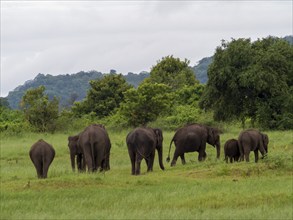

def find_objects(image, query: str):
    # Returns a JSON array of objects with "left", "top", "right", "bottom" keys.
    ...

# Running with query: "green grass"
[{"left": 1, "top": 128, "right": 292, "bottom": 219}]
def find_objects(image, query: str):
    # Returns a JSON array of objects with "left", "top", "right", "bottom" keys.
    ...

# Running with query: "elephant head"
[
  {"left": 207, "top": 127, "right": 221, "bottom": 159},
  {"left": 153, "top": 128, "right": 165, "bottom": 170}
]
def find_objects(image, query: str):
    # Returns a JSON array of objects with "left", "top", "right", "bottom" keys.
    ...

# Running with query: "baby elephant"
[
  {"left": 224, "top": 139, "right": 240, "bottom": 163},
  {"left": 29, "top": 139, "right": 55, "bottom": 178}
]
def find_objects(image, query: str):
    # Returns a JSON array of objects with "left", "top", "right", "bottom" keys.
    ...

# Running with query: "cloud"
[{"left": 1, "top": 1, "right": 292, "bottom": 96}]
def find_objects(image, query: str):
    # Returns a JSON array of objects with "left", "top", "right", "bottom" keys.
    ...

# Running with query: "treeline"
[
  {"left": 4, "top": 59, "right": 211, "bottom": 110},
  {"left": 1, "top": 36, "right": 292, "bottom": 133}
]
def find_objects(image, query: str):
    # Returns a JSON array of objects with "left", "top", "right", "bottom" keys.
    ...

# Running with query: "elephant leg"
[
  {"left": 96, "top": 150, "right": 104, "bottom": 172},
  {"left": 42, "top": 156, "right": 54, "bottom": 179},
  {"left": 100, "top": 159, "right": 106, "bottom": 172},
  {"left": 239, "top": 144, "right": 244, "bottom": 162},
  {"left": 198, "top": 142, "right": 207, "bottom": 162},
  {"left": 70, "top": 153, "right": 76, "bottom": 172},
  {"left": 32, "top": 158, "right": 42, "bottom": 178},
  {"left": 254, "top": 150, "right": 259, "bottom": 163},
  {"left": 128, "top": 148, "right": 136, "bottom": 175},
  {"left": 82, "top": 155, "right": 86, "bottom": 172},
  {"left": 84, "top": 151, "right": 94, "bottom": 172},
  {"left": 105, "top": 153, "right": 110, "bottom": 171},
  {"left": 203, "top": 151, "right": 207, "bottom": 160},
  {"left": 244, "top": 148, "right": 250, "bottom": 162},
  {"left": 147, "top": 152, "right": 155, "bottom": 172},
  {"left": 42, "top": 162, "right": 50, "bottom": 179},
  {"left": 36, "top": 162, "right": 43, "bottom": 178},
  {"left": 180, "top": 154, "right": 186, "bottom": 165},
  {"left": 145, "top": 158, "right": 149, "bottom": 168},
  {"left": 225, "top": 155, "right": 228, "bottom": 163},
  {"left": 198, "top": 150, "right": 206, "bottom": 161},
  {"left": 76, "top": 154, "right": 81, "bottom": 171},
  {"left": 171, "top": 148, "right": 180, "bottom": 167},
  {"left": 77, "top": 154, "right": 85, "bottom": 172},
  {"left": 135, "top": 153, "right": 143, "bottom": 175},
  {"left": 230, "top": 157, "right": 233, "bottom": 163},
  {"left": 258, "top": 141, "right": 266, "bottom": 158}
]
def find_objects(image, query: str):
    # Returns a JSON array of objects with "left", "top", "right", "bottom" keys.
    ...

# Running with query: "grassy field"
[{"left": 0, "top": 127, "right": 292, "bottom": 219}]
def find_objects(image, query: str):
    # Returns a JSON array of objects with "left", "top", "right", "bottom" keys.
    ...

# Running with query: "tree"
[
  {"left": 72, "top": 74, "right": 132, "bottom": 117},
  {"left": 200, "top": 37, "right": 293, "bottom": 129},
  {"left": 120, "top": 82, "right": 174, "bottom": 126},
  {"left": 147, "top": 55, "right": 199, "bottom": 89},
  {"left": 20, "top": 86, "right": 59, "bottom": 132}
]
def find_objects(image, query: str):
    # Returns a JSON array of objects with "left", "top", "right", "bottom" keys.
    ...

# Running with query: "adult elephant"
[
  {"left": 238, "top": 129, "right": 269, "bottom": 162},
  {"left": 29, "top": 139, "right": 55, "bottom": 178},
  {"left": 166, "top": 123, "right": 220, "bottom": 166},
  {"left": 68, "top": 134, "right": 85, "bottom": 172},
  {"left": 78, "top": 124, "right": 111, "bottom": 172},
  {"left": 126, "top": 127, "right": 165, "bottom": 175},
  {"left": 224, "top": 139, "right": 240, "bottom": 163}
]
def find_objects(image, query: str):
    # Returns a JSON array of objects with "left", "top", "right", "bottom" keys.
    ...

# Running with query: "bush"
[
  {"left": 0, "top": 108, "right": 32, "bottom": 135},
  {"left": 148, "top": 105, "right": 216, "bottom": 130}
]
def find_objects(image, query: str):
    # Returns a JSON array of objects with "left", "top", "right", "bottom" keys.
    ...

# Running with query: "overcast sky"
[{"left": 1, "top": 1, "right": 292, "bottom": 97}]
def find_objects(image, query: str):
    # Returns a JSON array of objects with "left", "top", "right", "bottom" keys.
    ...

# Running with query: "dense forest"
[{"left": 1, "top": 36, "right": 292, "bottom": 132}]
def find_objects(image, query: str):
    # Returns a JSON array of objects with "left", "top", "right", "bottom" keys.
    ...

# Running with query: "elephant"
[
  {"left": 238, "top": 129, "right": 268, "bottom": 162},
  {"left": 29, "top": 139, "right": 55, "bottom": 178},
  {"left": 224, "top": 139, "right": 240, "bottom": 163},
  {"left": 68, "top": 134, "right": 85, "bottom": 172},
  {"left": 78, "top": 124, "right": 111, "bottom": 172},
  {"left": 126, "top": 127, "right": 165, "bottom": 175},
  {"left": 166, "top": 123, "right": 220, "bottom": 166}
]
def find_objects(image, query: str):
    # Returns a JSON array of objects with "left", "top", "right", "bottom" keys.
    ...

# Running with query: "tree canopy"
[
  {"left": 72, "top": 74, "right": 132, "bottom": 118},
  {"left": 20, "top": 86, "right": 59, "bottom": 132},
  {"left": 147, "top": 55, "right": 199, "bottom": 90},
  {"left": 200, "top": 36, "right": 293, "bottom": 129},
  {"left": 119, "top": 82, "right": 174, "bottom": 126}
]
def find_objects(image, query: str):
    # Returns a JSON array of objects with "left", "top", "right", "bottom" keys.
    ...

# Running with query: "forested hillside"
[{"left": 6, "top": 71, "right": 149, "bottom": 109}]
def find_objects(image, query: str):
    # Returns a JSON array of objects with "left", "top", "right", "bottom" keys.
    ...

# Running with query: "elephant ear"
[
  {"left": 153, "top": 128, "right": 163, "bottom": 145},
  {"left": 207, "top": 127, "right": 214, "bottom": 144},
  {"left": 152, "top": 128, "right": 160, "bottom": 137},
  {"left": 207, "top": 127, "right": 219, "bottom": 146}
]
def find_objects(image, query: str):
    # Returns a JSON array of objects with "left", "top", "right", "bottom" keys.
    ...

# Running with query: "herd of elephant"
[{"left": 29, "top": 123, "right": 269, "bottom": 178}]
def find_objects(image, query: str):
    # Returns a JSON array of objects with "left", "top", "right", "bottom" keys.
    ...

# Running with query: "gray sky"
[{"left": 1, "top": 1, "right": 292, "bottom": 97}]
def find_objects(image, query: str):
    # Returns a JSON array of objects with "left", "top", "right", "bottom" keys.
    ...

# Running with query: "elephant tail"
[{"left": 166, "top": 137, "right": 174, "bottom": 163}]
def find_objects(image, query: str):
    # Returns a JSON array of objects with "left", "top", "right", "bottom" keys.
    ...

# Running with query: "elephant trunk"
[
  {"left": 157, "top": 147, "right": 165, "bottom": 170},
  {"left": 70, "top": 152, "right": 75, "bottom": 171}
]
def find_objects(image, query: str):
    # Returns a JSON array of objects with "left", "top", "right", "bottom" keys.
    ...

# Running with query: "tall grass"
[{"left": 1, "top": 127, "right": 292, "bottom": 219}]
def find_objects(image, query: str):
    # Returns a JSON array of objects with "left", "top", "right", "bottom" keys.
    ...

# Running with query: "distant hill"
[
  {"left": 192, "top": 56, "right": 213, "bottom": 84},
  {"left": 284, "top": 35, "right": 293, "bottom": 45},
  {"left": 6, "top": 71, "right": 149, "bottom": 109}
]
